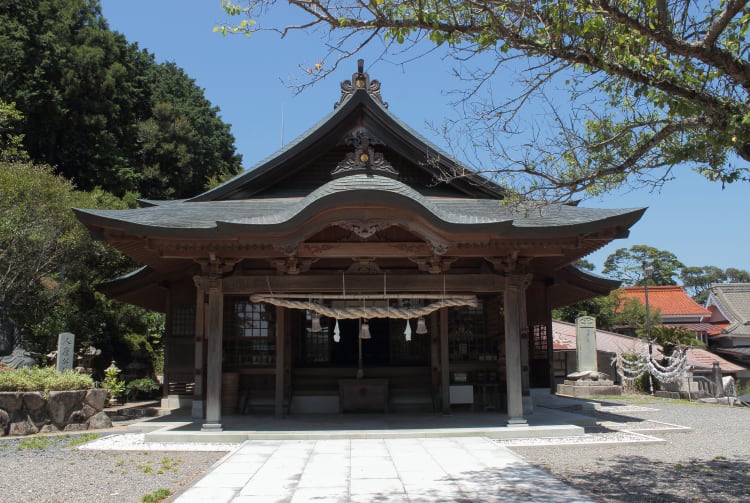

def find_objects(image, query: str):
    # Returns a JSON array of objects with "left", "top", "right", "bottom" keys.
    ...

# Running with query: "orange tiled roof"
[{"left": 618, "top": 286, "right": 711, "bottom": 318}]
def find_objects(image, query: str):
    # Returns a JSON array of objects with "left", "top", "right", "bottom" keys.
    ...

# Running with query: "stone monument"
[
  {"left": 556, "top": 316, "right": 622, "bottom": 397},
  {"left": 56, "top": 332, "right": 75, "bottom": 372}
]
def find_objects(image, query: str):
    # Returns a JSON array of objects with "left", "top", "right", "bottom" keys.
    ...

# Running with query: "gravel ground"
[
  {"left": 0, "top": 396, "right": 747, "bottom": 503},
  {"left": 0, "top": 431, "right": 230, "bottom": 503},
  {"left": 508, "top": 396, "right": 750, "bottom": 503}
]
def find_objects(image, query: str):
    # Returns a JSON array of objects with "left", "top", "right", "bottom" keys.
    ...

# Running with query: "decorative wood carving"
[
  {"left": 194, "top": 256, "right": 237, "bottom": 292},
  {"left": 346, "top": 258, "right": 382, "bottom": 274},
  {"left": 484, "top": 253, "right": 520, "bottom": 274},
  {"left": 331, "top": 129, "right": 398, "bottom": 178},
  {"left": 338, "top": 220, "right": 393, "bottom": 239},
  {"left": 409, "top": 256, "right": 457, "bottom": 274},
  {"left": 334, "top": 59, "right": 388, "bottom": 109},
  {"left": 269, "top": 257, "right": 317, "bottom": 275}
]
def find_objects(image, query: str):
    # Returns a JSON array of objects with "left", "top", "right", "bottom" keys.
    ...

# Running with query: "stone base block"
[{"left": 556, "top": 383, "right": 622, "bottom": 398}]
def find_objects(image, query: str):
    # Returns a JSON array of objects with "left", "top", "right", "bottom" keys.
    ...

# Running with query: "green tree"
[
  {"left": 0, "top": 100, "right": 29, "bottom": 163},
  {"left": 0, "top": 0, "right": 241, "bottom": 199},
  {"left": 680, "top": 265, "right": 727, "bottom": 304},
  {"left": 0, "top": 0, "right": 151, "bottom": 194},
  {"left": 650, "top": 325, "right": 703, "bottom": 357},
  {"left": 135, "top": 62, "right": 243, "bottom": 199},
  {"left": 602, "top": 245, "right": 684, "bottom": 286},
  {"left": 0, "top": 160, "right": 161, "bottom": 362},
  {"left": 725, "top": 267, "right": 750, "bottom": 283},
  {"left": 554, "top": 289, "right": 661, "bottom": 335},
  {"left": 220, "top": 0, "right": 750, "bottom": 201}
]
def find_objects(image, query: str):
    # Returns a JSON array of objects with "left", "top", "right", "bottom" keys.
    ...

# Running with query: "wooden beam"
[{"left": 223, "top": 274, "right": 505, "bottom": 294}]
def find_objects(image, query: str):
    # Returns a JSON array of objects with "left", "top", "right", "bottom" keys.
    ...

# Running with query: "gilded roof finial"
[{"left": 335, "top": 59, "right": 388, "bottom": 108}]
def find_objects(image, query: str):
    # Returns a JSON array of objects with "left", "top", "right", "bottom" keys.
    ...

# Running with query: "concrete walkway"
[{"left": 173, "top": 436, "right": 595, "bottom": 503}]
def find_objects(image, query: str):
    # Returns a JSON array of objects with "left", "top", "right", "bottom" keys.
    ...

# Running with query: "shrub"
[
  {"left": 126, "top": 377, "right": 160, "bottom": 401},
  {"left": 101, "top": 365, "right": 126, "bottom": 401},
  {"left": 0, "top": 366, "right": 93, "bottom": 393}
]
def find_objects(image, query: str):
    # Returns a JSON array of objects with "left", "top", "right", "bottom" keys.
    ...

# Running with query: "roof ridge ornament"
[{"left": 335, "top": 59, "right": 388, "bottom": 109}]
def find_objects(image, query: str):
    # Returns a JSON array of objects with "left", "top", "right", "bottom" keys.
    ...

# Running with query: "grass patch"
[
  {"left": 141, "top": 488, "right": 171, "bottom": 503},
  {"left": 15, "top": 432, "right": 101, "bottom": 451},
  {"left": 17, "top": 436, "right": 58, "bottom": 450},
  {"left": 66, "top": 432, "right": 101, "bottom": 447}
]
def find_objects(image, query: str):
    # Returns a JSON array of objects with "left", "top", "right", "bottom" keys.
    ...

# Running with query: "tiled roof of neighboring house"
[
  {"left": 618, "top": 286, "right": 711, "bottom": 318},
  {"left": 665, "top": 322, "right": 720, "bottom": 333},
  {"left": 551, "top": 321, "right": 745, "bottom": 373},
  {"left": 715, "top": 347, "right": 750, "bottom": 358},
  {"left": 706, "top": 283, "right": 750, "bottom": 337}
]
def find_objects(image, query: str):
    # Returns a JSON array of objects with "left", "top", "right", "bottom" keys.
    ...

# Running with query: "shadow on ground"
[{"left": 557, "top": 455, "right": 750, "bottom": 503}]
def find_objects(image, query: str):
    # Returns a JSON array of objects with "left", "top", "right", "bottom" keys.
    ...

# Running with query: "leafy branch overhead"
[{"left": 220, "top": 0, "right": 750, "bottom": 201}]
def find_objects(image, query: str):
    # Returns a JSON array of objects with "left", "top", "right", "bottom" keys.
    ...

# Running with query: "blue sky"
[{"left": 99, "top": 0, "right": 749, "bottom": 277}]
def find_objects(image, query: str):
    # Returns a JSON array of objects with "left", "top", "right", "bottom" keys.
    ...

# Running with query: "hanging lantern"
[
  {"left": 359, "top": 319, "right": 371, "bottom": 339},
  {"left": 403, "top": 319, "right": 412, "bottom": 342},
  {"left": 416, "top": 317, "right": 428, "bottom": 334},
  {"left": 311, "top": 312, "right": 322, "bottom": 333},
  {"left": 333, "top": 319, "right": 341, "bottom": 343}
]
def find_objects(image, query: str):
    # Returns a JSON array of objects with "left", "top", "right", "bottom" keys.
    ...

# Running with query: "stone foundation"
[
  {"left": 0, "top": 389, "right": 111, "bottom": 436},
  {"left": 556, "top": 380, "right": 622, "bottom": 398}
]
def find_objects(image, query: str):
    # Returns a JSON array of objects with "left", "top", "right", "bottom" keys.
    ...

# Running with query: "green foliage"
[
  {"left": 125, "top": 377, "right": 160, "bottom": 401},
  {"left": 602, "top": 245, "right": 684, "bottom": 286},
  {"left": 650, "top": 325, "right": 704, "bottom": 356},
  {"left": 141, "top": 488, "right": 171, "bottom": 503},
  {"left": 0, "top": 100, "right": 29, "bottom": 162},
  {"left": 15, "top": 432, "right": 100, "bottom": 450},
  {"left": 101, "top": 365, "right": 126, "bottom": 400},
  {"left": 0, "top": 367, "right": 93, "bottom": 393},
  {"left": 555, "top": 289, "right": 660, "bottom": 334},
  {"left": 0, "top": 0, "right": 241, "bottom": 199},
  {"left": 0, "top": 160, "right": 162, "bottom": 358},
  {"left": 220, "top": 0, "right": 750, "bottom": 200}
]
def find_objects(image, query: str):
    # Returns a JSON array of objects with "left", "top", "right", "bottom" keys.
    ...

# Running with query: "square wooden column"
[
  {"left": 274, "top": 305, "right": 285, "bottom": 419},
  {"left": 440, "top": 307, "right": 450, "bottom": 414},
  {"left": 504, "top": 274, "right": 531, "bottom": 425},
  {"left": 202, "top": 274, "right": 224, "bottom": 431},
  {"left": 191, "top": 276, "right": 206, "bottom": 419}
]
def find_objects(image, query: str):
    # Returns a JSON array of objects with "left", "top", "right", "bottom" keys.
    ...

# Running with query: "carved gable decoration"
[
  {"left": 335, "top": 59, "right": 388, "bottom": 109},
  {"left": 332, "top": 128, "right": 398, "bottom": 178}
]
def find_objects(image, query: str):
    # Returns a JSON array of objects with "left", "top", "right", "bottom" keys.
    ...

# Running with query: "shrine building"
[{"left": 74, "top": 61, "right": 644, "bottom": 431}]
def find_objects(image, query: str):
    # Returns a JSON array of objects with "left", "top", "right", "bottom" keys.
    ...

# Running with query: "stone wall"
[{"left": 0, "top": 389, "right": 111, "bottom": 436}]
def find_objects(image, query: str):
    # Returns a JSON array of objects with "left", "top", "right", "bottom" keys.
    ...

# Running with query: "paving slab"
[{"left": 173, "top": 437, "right": 597, "bottom": 503}]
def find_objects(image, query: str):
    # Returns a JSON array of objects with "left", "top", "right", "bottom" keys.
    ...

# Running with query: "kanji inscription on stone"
[
  {"left": 575, "top": 316, "right": 597, "bottom": 372},
  {"left": 56, "top": 332, "right": 75, "bottom": 372}
]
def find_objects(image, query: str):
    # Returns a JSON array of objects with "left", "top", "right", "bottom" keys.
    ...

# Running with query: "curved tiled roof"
[
  {"left": 75, "top": 174, "right": 644, "bottom": 238},
  {"left": 706, "top": 283, "right": 750, "bottom": 336}
]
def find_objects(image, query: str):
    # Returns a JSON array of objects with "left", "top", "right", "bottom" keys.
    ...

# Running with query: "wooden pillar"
[
  {"left": 440, "top": 307, "right": 450, "bottom": 414},
  {"left": 191, "top": 277, "right": 206, "bottom": 418},
  {"left": 202, "top": 273, "right": 224, "bottom": 431},
  {"left": 504, "top": 274, "right": 531, "bottom": 425},
  {"left": 274, "top": 305, "right": 285, "bottom": 419},
  {"left": 545, "top": 281, "right": 556, "bottom": 394},
  {"left": 430, "top": 311, "right": 440, "bottom": 412}
]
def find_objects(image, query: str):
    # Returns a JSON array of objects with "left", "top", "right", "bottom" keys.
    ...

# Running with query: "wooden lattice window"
[
  {"left": 223, "top": 299, "right": 275, "bottom": 338},
  {"left": 171, "top": 305, "right": 194, "bottom": 337},
  {"left": 531, "top": 324, "right": 548, "bottom": 359}
]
